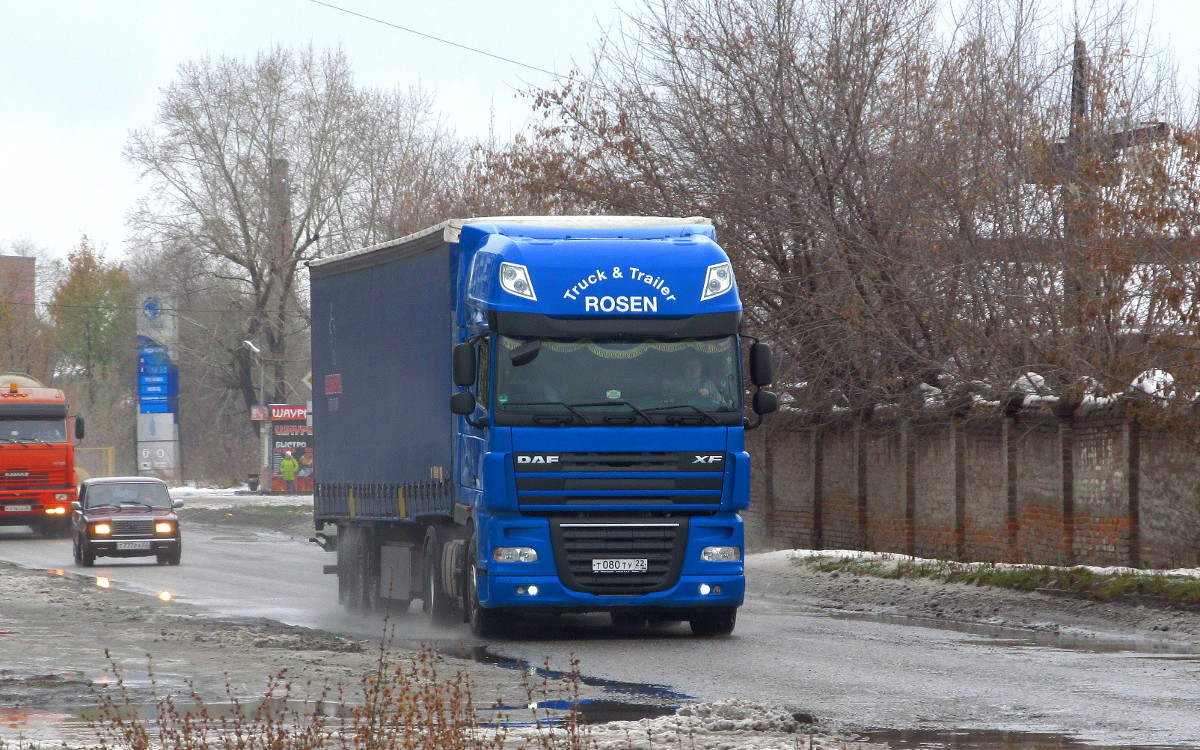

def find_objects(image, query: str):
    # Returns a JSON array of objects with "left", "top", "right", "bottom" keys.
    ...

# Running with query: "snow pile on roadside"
[
  {"left": 497, "top": 700, "right": 884, "bottom": 750},
  {"left": 750, "top": 548, "right": 1200, "bottom": 580}
]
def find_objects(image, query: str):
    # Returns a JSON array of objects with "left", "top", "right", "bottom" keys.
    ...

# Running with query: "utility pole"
[{"left": 1033, "top": 38, "right": 1168, "bottom": 321}]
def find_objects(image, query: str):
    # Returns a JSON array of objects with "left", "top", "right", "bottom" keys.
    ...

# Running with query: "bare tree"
[
  {"left": 125, "top": 45, "right": 463, "bottom": 436},
  {"left": 485, "top": 0, "right": 1189, "bottom": 419}
]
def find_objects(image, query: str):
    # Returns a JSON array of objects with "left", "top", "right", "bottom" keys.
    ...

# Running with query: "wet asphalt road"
[{"left": 1, "top": 491, "right": 1198, "bottom": 748}]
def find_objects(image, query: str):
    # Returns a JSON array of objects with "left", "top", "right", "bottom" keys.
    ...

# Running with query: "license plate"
[
  {"left": 4, "top": 505, "right": 32, "bottom": 512},
  {"left": 116, "top": 541, "right": 151, "bottom": 551},
  {"left": 592, "top": 558, "right": 648, "bottom": 573}
]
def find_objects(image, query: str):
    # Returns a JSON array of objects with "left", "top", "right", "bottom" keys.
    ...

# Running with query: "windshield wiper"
[
  {"left": 504, "top": 401, "right": 591, "bottom": 425},
  {"left": 567, "top": 401, "right": 653, "bottom": 425},
  {"left": 120, "top": 501, "right": 154, "bottom": 508},
  {"left": 643, "top": 404, "right": 720, "bottom": 425}
]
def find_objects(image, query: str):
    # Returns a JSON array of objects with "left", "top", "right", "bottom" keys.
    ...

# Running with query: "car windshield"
[
  {"left": 493, "top": 335, "right": 741, "bottom": 426},
  {"left": 86, "top": 483, "right": 171, "bottom": 508},
  {"left": 0, "top": 418, "right": 66, "bottom": 443}
]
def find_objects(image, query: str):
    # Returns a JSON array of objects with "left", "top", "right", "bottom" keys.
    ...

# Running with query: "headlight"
[
  {"left": 54, "top": 493, "right": 69, "bottom": 502},
  {"left": 493, "top": 546, "right": 538, "bottom": 563},
  {"left": 93, "top": 523, "right": 112, "bottom": 535},
  {"left": 701, "top": 545, "right": 741, "bottom": 562},
  {"left": 155, "top": 522, "right": 174, "bottom": 534},
  {"left": 701, "top": 262, "right": 734, "bottom": 300},
  {"left": 499, "top": 262, "right": 537, "bottom": 301}
]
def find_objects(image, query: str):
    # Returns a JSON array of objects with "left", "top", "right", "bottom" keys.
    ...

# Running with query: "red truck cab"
[{"left": 0, "top": 373, "right": 85, "bottom": 538}]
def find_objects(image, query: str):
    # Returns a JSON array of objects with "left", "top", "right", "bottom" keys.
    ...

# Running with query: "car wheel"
[
  {"left": 72, "top": 537, "right": 82, "bottom": 565},
  {"left": 79, "top": 540, "right": 96, "bottom": 568}
]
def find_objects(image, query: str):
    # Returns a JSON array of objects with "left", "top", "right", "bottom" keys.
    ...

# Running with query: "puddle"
[{"left": 862, "top": 727, "right": 1195, "bottom": 749}]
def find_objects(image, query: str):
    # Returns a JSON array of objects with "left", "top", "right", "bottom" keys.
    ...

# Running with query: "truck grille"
[
  {"left": 112, "top": 520, "right": 155, "bottom": 536},
  {"left": 549, "top": 518, "right": 688, "bottom": 595},
  {"left": 0, "top": 471, "right": 51, "bottom": 490},
  {"left": 515, "top": 452, "right": 724, "bottom": 508}
]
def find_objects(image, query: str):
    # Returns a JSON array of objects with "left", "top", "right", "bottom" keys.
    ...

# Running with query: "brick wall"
[{"left": 746, "top": 401, "right": 1200, "bottom": 570}]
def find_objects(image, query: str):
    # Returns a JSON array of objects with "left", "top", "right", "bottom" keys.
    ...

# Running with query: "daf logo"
[
  {"left": 517, "top": 455, "right": 560, "bottom": 464},
  {"left": 693, "top": 455, "right": 724, "bottom": 464},
  {"left": 5, "top": 471, "right": 29, "bottom": 477}
]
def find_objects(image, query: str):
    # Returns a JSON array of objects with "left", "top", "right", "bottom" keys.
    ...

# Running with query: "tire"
[
  {"left": 79, "top": 540, "right": 96, "bottom": 568},
  {"left": 158, "top": 543, "right": 182, "bottom": 566},
  {"left": 38, "top": 519, "right": 71, "bottom": 539},
  {"left": 339, "top": 525, "right": 364, "bottom": 611},
  {"left": 689, "top": 607, "right": 737, "bottom": 637},
  {"left": 72, "top": 537, "right": 82, "bottom": 566},
  {"left": 359, "top": 527, "right": 382, "bottom": 614},
  {"left": 422, "top": 526, "right": 455, "bottom": 625},
  {"left": 466, "top": 538, "right": 505, "bottom": 638}
]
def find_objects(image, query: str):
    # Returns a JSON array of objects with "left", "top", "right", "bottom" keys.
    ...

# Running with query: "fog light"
[
  {"left": 45, "top": 506, "right": 67, "bottom": 515},
  {"left": 494, "top": 546, "right": 538, "bottom": 563},
  {"left": 701, "top": 546, "right": 741, "bottom": 562},
  {"left": 699, "top": 584, "right": 712, "bottom": 595},
  {"left": 516, "top": 585, "right": 539, "bottom": 596},
  {"left": 527, "top": 585, "right": 538, "bottom": 596}
]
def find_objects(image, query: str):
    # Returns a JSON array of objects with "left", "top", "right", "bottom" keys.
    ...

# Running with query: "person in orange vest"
[{"left": 280, "top": 451, "right": 299, "bottom": 493}]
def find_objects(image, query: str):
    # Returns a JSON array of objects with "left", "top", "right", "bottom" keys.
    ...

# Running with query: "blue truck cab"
[{"left": 309, "top": 216, "right": 775, "bottom": 637}]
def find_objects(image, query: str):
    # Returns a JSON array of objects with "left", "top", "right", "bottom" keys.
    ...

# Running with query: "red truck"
[{"left": 0, "top": 373, "right": 85, "bottom": 537}]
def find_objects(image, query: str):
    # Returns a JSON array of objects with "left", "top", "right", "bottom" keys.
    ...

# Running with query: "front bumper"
[
  {"left": 478, "top": 571, "right": 744, "bottom": 612},
  {"left": 89, "top": 538, "right": 179, "bottom": 556}
]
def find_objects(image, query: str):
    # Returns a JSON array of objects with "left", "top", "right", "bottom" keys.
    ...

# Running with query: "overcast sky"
[{"left": 1, "top": 0, "right": 1198, "bottom": 262}]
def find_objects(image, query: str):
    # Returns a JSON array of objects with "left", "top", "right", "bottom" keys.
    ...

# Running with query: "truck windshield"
[
  {"left": 493, "top": 336, "right": 742, "bottom": 426},
  {"left": 0, "top": 418, "right": 66, "bottom": 443}
]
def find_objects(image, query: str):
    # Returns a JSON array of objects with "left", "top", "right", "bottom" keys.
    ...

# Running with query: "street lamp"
[{"left": 243, "top": 340, "right": 268, "bottom": 493}]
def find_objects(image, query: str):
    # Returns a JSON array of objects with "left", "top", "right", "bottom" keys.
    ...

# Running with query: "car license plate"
[
  {"left": 116, "top": 541, "right": 151, "bottom": 551},
  {"left": 4, "top": 505, "right": 32, "bottom": 512},
  {"left": 592, "top": 558, "right": 648, "bottom": 573}
]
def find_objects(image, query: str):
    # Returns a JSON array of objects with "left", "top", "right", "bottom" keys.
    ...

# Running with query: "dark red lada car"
[{"left": 71, "top": 477, "right": 183, "bottom": 566}]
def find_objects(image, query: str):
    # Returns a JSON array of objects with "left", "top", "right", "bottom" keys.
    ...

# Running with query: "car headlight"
[
  {"left": 155, "top": 522, "right": 174, "bottom": 534},
  {"left": 93, "top": 523, "right": 112, "bottom": 535},
  {"left": 499, "top": 262, "right": 537, "bottom": 301},
  {"left": 700, "top": 545, "right": 741, "bottom": 562},
  {"left": 493, "top": 546, "right": 538, "bottom": 563},
  {"left": 701, "top": 262, "right": 734, "bottom": 300}
]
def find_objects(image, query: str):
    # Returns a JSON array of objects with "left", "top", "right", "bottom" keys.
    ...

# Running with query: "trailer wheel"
[
  {"left": 360, "top": 527, "right": 382, "bottom": 614},
  {"left": 689, "top": 607, "right": 737, "bottom": 637},
  {"left": 466, "top": 540, "right": 505, "bottom": 638},
  {"left": 340, "top": 525, "right": 365, "bottom": 611},
  {"left": 422, "top": 526, "right": 455, "bottom": 624},
  {"left": 336, "top": 525, "right": 350, "bottom": 605}
]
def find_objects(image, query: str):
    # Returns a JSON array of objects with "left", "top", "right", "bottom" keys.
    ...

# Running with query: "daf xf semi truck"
[{"left": 308, "top": 216, "right": 776, "bottom": 636}]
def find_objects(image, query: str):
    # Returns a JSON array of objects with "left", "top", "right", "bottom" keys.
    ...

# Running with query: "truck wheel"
[
  {"left": 422, "top": 526, "right": 455, "bottom": 625},
  {"left": 466, "top": 540, "right": 505, "bottom": 638},
  {"left": 689, "top": 607, "right": 737, "bottom": 637},
  {"left": 336, "top": 525, "right": 350, "bottom": 605}
]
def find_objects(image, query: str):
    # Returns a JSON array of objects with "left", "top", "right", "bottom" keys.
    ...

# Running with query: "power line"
[{"left": 306, "top": 0, "right": 567, "bottom": 80}]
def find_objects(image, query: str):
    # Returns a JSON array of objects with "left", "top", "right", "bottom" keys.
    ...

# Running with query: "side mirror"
[
  {"left": 173, "top": 499, "right": 185, "bottom": 509},
  {"left": 71, "top": 501, "right": 81, "bottom": 512},
  {"left": 753, "top": 390, "right": 778, "bottom": 415},
  {"left": 74, "top": 416, "right": 86, "bottom": 441},
  {"left": 450, "top": 391, "right": 477, "bottom": 415},
  {"left": 453, "top": 343, "right": 477, "bottom": 387},
  {"left": 749, "top": 343, "right": 773, "bottom": 387}
]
